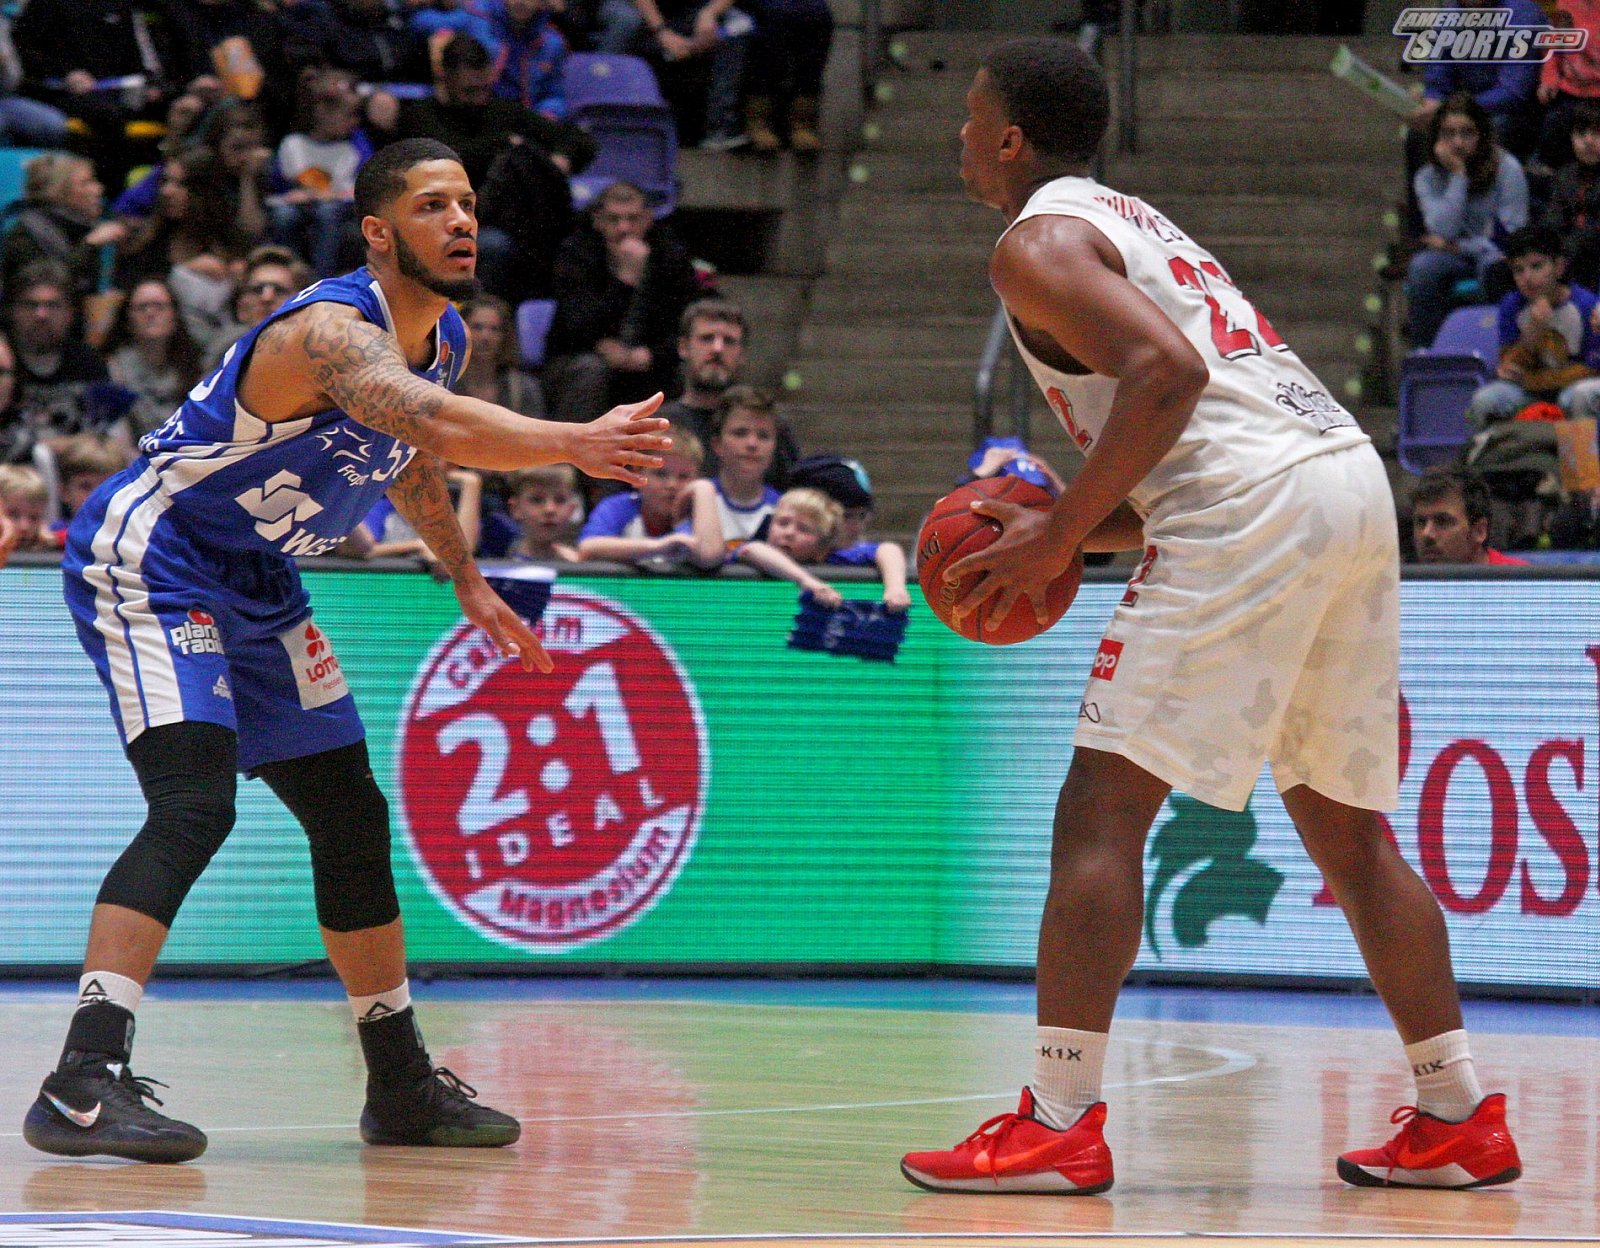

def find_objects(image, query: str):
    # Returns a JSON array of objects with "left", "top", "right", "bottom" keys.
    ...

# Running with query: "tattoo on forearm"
[
  {"left": 387, "top": 456, "right": 472, "bottom": 577},
  {"left": 279, "top": 305, "right": 448, "bottom": 448}
]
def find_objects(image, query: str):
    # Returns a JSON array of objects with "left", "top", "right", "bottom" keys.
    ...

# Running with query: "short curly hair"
[{"left": 980, "top": 37, "right": 1109, "bottom": 163}]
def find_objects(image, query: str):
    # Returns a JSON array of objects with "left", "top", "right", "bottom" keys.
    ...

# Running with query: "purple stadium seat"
[
  {"left": 516, "top": 298, "right": 558, "bottom": 368},
  {"left": 1397, "top": 353, "right": 1490, "bottom": 475},
  {"left": 563, "top": 54, "right": 667, "bottom": 112},
  {"left": 1430, "top": 304, "right": 1500, "bottom": 360}
]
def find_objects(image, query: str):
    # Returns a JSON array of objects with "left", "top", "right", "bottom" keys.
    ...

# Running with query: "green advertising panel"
[{"left": 3, "top": 563, "right": 1598, "bottom": 991}]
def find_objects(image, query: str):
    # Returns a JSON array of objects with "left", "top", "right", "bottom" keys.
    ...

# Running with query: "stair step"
[
  {"left": 809, "top": 275, "right": 998, "bottom": 318},
  {"left": 1108, "top": 156, "right": 1401, "bottom": 199},
  {"left": 1134, "top": 115, "right": 1401, "bottom": 162},
  {"left": 789, "top": 358, "right": 981, "bottom": 404},
  {"left": 1112, "top": 34, "right": 1402, "bottom": 73},
  {"left": 799, "top": 318, "right": 993, "bottom": 358},
  {"left": 1138, "top": 71, "right": 1401, "bottom": 121}
]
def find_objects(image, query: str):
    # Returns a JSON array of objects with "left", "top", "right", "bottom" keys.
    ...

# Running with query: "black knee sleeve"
[
  {"left": 98, "top": 722, "right": 239, "bottom": 926},
  {"left": 256, "top": 741, "right": 398, "bottom": 933}
]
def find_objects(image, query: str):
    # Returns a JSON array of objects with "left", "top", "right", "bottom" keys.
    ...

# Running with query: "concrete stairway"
[{"left": 786, "top": 31, "right": 1405, "bottom": 541}]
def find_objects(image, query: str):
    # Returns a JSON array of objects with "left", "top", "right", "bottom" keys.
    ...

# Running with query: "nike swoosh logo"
[
  {"left": 974, "top": 1139, "right": 1075, "bottom": 1176},
  {"left": 1394, "top": 1139, "right": 1458, "bottom": 1168},
  {"left": 45, "top": 1092, "right": 101, "bottom": 1128}
]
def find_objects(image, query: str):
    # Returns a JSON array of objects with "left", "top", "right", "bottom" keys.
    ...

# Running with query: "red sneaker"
[
  {"left": 1337, "top": 1093, "right": 1521, "bottom": 1189},
  {"left": 900, "top": 1088, "right": 1113, "bottom": 1194}
]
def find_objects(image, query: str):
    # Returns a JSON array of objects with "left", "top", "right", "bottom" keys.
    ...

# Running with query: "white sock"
[
  {"left": 78, "top": 971, "right": 143, "bottom": 1013},
  {"left": 1406, "top": 1029, "right": 1483, "bottom": 1122},
  {"left": 1030, "top": 1026, "right": 1108, "bottom": 1129},
  {"left": 349, "top": 980, "right": 411, "bottom": 1025}
]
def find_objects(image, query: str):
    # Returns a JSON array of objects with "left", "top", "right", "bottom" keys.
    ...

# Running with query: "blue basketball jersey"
[{"left": 124, "top": 267, "right": 468, "bottom": 558}]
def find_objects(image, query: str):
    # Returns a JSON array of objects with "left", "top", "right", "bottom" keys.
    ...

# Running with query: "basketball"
[{"left": 916, "top": 476, "right": 1084, "bottom": 645}]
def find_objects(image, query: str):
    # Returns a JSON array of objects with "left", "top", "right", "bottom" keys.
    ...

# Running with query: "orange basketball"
[{"left": 916, "top": 476, "right": 1084, "bottom": 645}]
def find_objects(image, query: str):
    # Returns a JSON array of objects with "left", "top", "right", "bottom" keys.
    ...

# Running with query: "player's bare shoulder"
[{"left": 243, "top": 300, "right": 442, "bottom": 440}]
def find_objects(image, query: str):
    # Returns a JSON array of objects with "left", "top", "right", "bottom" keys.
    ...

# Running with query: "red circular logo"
[{"left": 397, "top": 588, "right": 708, "bottom": 951}]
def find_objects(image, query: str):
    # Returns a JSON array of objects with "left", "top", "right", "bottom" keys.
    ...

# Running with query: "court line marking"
[{"left": 0, "top": 1041, "right": 1255, "bottom": 1139}]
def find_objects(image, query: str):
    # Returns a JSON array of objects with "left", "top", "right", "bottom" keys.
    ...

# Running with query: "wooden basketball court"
[{"left": 0, "top": 988, "right": 1594, "bottom": 1247}]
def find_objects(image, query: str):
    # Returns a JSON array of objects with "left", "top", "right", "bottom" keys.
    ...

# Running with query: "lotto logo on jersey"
[
  {"left": 1091, "top": 638, "right": 1125, "bottom": 681},
  {"left": 169, "top": 607, "right": 223, "bottom": 655},
  {"left": 397, "top": 589, "right": 709, "bottom": 952},
  {"left": 1394, "top": 7, "right": 1587, "bottom": 63},
  {"left": 278, "top": 618, "right": 349, "bottom": 709}
]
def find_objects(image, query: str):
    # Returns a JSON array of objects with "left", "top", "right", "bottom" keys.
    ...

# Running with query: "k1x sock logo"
[
  {"left": 1395, "top": 8, "right": 1587, "bottom": 64},
  {"left": 1144, "top": 796, "right": 1283, "bottom": 959}
]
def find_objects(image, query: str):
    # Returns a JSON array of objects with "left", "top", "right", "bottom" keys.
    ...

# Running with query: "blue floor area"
[{"left": 4, "top": 976, "right": 1593, "bottom": 1036}]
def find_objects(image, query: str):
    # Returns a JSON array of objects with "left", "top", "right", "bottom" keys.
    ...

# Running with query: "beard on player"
[{"left": 395, "top": 229, "right": 480, "bottom": 301}]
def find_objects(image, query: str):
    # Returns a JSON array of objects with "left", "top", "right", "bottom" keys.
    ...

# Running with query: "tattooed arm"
[
  {"left": 388, "top": 453, "right": 553, "bottom": 672},
  {"left": 239, "top": 301, "right": 668, "bottom": 480}
]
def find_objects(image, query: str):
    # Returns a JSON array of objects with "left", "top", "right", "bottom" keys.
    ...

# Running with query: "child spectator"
[
  {"left": 1465, "top": 226, "right": 1600, "bottom": 426},
  {"left": 576, "top": 421, "right": 725, "bottom": 567},
  {"left": 708, "top": 384, "right": 781, "bottom": 547},
  {"left": 1544, "top": 100, "right": 1600, "bottom": 290},
  {"left": 789, "top": 453, "right": 876, "bottom": 547},
  {"left": 1406, "top": 93, "right": 1529, "bottom": 345},
  {"left": 505, "top": 464, "right": 581, "bottom": 562},
  {"left": 39, "top": 431, "right": 127, "bottom": 544},
  {"left": 270, "top": 69, "right": 371, "bottom": 278},
  {"left": 739, "top": 486, "right": 911, "bottom": 610},
  {"left": 0, "top": 462, "right": 49, "bottom": 554}
]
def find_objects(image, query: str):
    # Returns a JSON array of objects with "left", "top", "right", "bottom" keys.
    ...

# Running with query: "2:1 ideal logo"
[{"left": 397, "top": 588, "right": 709, "bottom": 951}]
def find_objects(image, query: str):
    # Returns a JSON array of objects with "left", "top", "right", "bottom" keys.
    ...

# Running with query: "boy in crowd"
[
  {"left": 1542, "top": 101, "right": 1600, "bottom": 291},
  {"left": 505, "top": 464, "right": 582, "bottom": 562},
  {"left": 1465, "top": 226, "right": 1600, "bottom": 427},
  {"left": 0, "top": 462, "right": 49, "bottom": 553},
  {"left": 44, "top": 432, "right": 130, "bottom": 545},
  {"left": 738, "top": 486, "right": 912, "bottom": 610},
  {"left": 577, "top": 421, "right": 724, "bottom": 567},
  {"left": 708, "top": 385, "right": 781, "bottom": 548}
]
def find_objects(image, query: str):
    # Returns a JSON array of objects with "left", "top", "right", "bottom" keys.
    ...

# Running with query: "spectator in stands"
[
  {"left": 789, "top": 452, "right": 875, "bottom": 547},
  {"left": 1464, "top": 226, "right": 1600, "bottom": 426},
  {"left": 163, "top": 0, "right": 294, "bottom": 134},
  {"left": 460, "top": 294, "right": 546, "bottom": 418},
  {"left": 707, "top": 383, "right": 781, "bottom": 546},
  {"left": 659, "top": 298, "right": 797, "bottom": 482},
  {"left": 41, "top": 430, "right": 128, "bottom": 542},
  {"left": 1405, "top": 0, "right": 1541, "bottom": 161},
  {"left": 505, "top": 464, "right": 582, "bottom": 561},
  {"left": 371, "top": 34, "right": 593, "bottom": 187},
  {"left": 10, "top": 0, "right": 175, "bottom": 190},
  {"left": 740, "top": 485, "right": 911, "bottom": 610},
  {"left": 576, "top": 420, "right": 725, "bottom": 565},
  {"left": 1538, "top": 0, "right": 1600, "bottom": 169},
  {"left": 967, "top": 434, "right": 1069, "bottom": 494},
  {"left": 546, "top": 181, "right": 702, "bottom": 422},
  {"left": 1410, "top": 469, "right": 1530, "bottom": 564},
  {"left": 0, "top": 14, "right": 69, "bottom": 149},
  {"left": 1545, "top": 102, "right": 1600, "bottom": 290},
  {"left": 1405, "top": 92, "right": 1529, "bottom": 345},
  {"left": 740, "top": 0, "right": 832, "bottom": 153},
  {"left": 0, "top": 328, "right": 26, "bottom": 464},
  {"left": 304, "top": 0, "right": 429, "bottom": 85},
  {"left": 4, "top": 261, "right": 112, "bottom": 448},
  {"left": 0, "top": 154, "right": 127, "bottom": 305},
  {"left": 205, "top": 245, "right": 311, "bottom": 367},
  {"left": 599, "top": 0, "right": 751, "bottom": 149},
  {"left": 101, "top": 277, "right": 203, "bottom": 439},
  {"left": 270, "top": 69, "right": 370, "bottom": 278},
  {"left": 0, "top": 462, "right": 48, "bottom": 554},
  {"left": 485, "top": 0, "right": 571, "bottom": 117}
]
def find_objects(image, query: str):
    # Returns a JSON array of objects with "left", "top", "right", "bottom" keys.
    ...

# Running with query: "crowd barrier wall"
[{"left": 2, "top": 560, "right": 1596, "bottom": 994}]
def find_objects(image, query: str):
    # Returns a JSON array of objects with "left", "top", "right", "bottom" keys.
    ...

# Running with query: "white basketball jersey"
[{"left": 1001, "top": 176, "right": 1369, "bottom": 523}]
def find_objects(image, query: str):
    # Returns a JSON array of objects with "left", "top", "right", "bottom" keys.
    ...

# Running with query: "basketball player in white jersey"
[{"left": 899, "top": 38, "right": 1521, "bottom": 1194}]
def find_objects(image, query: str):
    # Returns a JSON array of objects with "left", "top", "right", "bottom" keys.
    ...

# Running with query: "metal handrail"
[{"left": 861, "top": 0, "right": 883, "bottom": 100}]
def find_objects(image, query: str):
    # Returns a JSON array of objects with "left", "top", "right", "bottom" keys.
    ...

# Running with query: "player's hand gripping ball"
[{"left": 916, "top": 476, "right": 1084, "bottom": 644}]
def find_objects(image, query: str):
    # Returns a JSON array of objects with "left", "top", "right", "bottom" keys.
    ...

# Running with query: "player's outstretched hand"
[
  {"left": 945, "top": 499, "right": 1077, "bottom": 633},
  {"left": 572, "top": 394, "right": 671, "bottom": 487},
  {"left": 456, "top": 575, "right": 554, "bottom": 674}
]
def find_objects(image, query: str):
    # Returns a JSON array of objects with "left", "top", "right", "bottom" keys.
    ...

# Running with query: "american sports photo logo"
[{"left": 1394, "top": 7, "right": 1588, "bottom": 64}]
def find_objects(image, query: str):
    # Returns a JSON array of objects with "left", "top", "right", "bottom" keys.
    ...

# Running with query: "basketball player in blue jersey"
[{"left": 24, "top": 138, "right": 671, "bottom": 1164}]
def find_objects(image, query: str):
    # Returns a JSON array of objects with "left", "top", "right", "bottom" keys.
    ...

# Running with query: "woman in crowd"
[
  {"left": 1406, "top": 92, "right": 1529, "bottom": 345},
  {"left": 100, "top": 277, "right": 203, "bottom": 439},
  {"left": 0, "top": 153, "right": 127, "bottom": 301}
]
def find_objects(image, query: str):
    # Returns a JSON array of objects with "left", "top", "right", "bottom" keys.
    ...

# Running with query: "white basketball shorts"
[{"left": 1073, "top": 442, "right": 1400, "bottom": 812}]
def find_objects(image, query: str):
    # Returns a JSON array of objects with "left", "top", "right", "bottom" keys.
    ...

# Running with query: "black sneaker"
[
  {"left": 360, "top": 1067, "right": 520, "bottom": 1147},
  {"left": 23, "top": 1060, "right": 207, "bottom": 1163}
]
